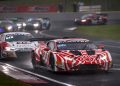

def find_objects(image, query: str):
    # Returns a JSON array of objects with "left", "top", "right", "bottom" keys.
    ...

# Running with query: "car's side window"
[{"left": 48, "top": 42, "right": 55, "bottom": 51}]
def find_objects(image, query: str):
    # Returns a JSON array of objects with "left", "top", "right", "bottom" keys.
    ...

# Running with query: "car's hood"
[
  {"left": 53, "top": 49, "right": 109, "bottom": 61},
  {"left": 8, "top": 41, "right": 38, "bottom": 49}
]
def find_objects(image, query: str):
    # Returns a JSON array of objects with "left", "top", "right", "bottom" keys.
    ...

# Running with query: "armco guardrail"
[{"left": 0, "top": 11, "right": 120, "bottom": 21}]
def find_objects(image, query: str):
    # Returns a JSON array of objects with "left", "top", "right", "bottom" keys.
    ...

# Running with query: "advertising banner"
[{"left": 0, "top": 5, "right": 57, "bottom": 13}]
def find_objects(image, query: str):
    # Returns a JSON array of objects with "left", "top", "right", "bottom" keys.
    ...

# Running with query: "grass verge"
[
  {"left": 0, "top": 72, "right": 31, "bottom": 86},
  {"left": 74, "top": 24, "right": 120, "bottom": 40}
]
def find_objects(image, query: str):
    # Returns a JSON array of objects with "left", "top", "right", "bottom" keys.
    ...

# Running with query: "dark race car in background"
[
  {"left": 31, "top": 38, "right": 112, "bottom": 72},
  {"left": 25, "top": 18, "right": 42, "bottom": 31},
  {"left": 25, "top": 17, "right": 51, "bottom": 33},
  {"left": 0, "top": 20, "right": 17, "bottom": 33},
  {"left": 74, "top": 13, "right": 108, "bottom": 25},
  {"left": 8, "top": 17, "right": 26, "bottom": 31}
]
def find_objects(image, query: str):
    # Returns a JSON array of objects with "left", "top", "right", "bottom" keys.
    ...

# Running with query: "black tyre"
[
  {"left": 32, "top": 58, "right": 37, "bottom": 69},
  {"left": 102, "top": 19, "right": 107, "bottom": 25},
  {"left": 87, "top": 20, "right": 92, "bottom": 25},
  {"left": 0, "top": 48, "right": 6, "bottom": 59},
  {"left": 39, "top": 54, "right": 44, "bottom": 66},
  {"left": 31, "top": 51, "right": 37, "bottom": 69},
  {"left": 49, "top": 54, "right": 55, "bottom": 71}
]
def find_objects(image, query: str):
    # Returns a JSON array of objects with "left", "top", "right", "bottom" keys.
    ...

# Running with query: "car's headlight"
[
  {"left": 17, "top": 23, "right": 22, "bottom": 27},
  {"left": 81, "top": 19, "right": 86, "bottom": 22},
  {"left": 18, "top": 26, "right": 22, "bottom": 29},
  {"left": 99, "top": 55, "right": 107, "bottom": 60},
  {"left": 33, "top": 23, "right": 39, "bottom": 27},
  {"left": 5, "top": 47, "right": 15, "bottom": 51},
  {"left": 23, "top": 23, "right": 26, "bottom": 27},
  {"left": 34, "top": 30, "right": 39, "bottom": 34},
  {"left": 7, "top": 26, "right": 13, "bottom": 31},
  {"left": 5, "top": 47, "right": 11, "bottom": 51}
]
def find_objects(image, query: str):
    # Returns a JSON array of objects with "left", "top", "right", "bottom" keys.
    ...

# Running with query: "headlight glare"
[
  {"left": 7, "top": 26, "right": 13, "bottom": 31},
  {"left": 81, "top": 19, "right": 86, "bottom": 22},
  {"left": 33, "top": 23, "right": 39, "bottom": 27}
]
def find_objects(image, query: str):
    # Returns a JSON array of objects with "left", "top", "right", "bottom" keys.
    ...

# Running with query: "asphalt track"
[{"left": 0, "top": 12, "right": 120, "bottom": 86}]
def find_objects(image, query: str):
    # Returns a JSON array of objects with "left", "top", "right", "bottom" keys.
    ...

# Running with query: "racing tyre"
[
  {"left": 0, "top": 48, "right": 6, "bottom": 59},
  {"left": 39, "top": 54, "right": 44, "bottom": 66},
  {"left": 49, "top": 54, "right": 55, "bottom": 72},
  {"left": 102, "top": 19, "right": 107, "bottom": 25},
  {"left": 87, "top": 20, "right": 92, "bottom": 25},
  {"left": 31, "top": 51, "right": 37, "bottom": 69},
  {"left": 32, "top": 57, "right": 38, "bottom": 69},
  {"left": 103, "top": 67, "right": 111, "bottom": 73}
]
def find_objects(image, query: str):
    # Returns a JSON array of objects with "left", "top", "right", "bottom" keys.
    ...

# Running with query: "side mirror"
[
  {"left": 97, "top": 44, "right": 105, "bottom": 49},
  {"left": 44, "top": 48, "right": 50, "bottom": 51},
  {"left": 56, "top": 49, "right": 61, "bottom": 52}
]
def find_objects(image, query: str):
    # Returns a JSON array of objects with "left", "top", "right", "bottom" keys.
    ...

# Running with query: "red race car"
[
  {"left": 74, "top": 13, "right": 108, "bottom": 25},
  {"left": 31, "top": 38, "right": 112, "bottom": 72}
]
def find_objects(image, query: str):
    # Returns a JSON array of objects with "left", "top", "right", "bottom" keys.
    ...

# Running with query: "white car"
[{"left": 0, "top": 32, "right": 38, "bottom": 59}]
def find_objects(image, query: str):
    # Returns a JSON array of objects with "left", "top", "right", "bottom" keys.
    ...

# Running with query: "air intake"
[
  {"left": 86, "top": 50, "right": 95, "bottom": 55},
  {"left": 70, "top": 50, "right": 82, "bottom": 55}
]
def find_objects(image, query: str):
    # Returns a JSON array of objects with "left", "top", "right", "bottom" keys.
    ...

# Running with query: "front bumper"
[
  {"left": 3, "top": 50, "right": 17, "bottom": 59},
  {"left": 55, "top": 62, "right": 112, "bottom": 72}
]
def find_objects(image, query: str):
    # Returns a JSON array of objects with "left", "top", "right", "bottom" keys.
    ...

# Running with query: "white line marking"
[
  {"left": 111, "top": 68, "right": 120, "bottom": 71},
  {"left": 0, "top": 62, "right": 75, "bottom": 86},
  {"left": 111, "top": 52, "right": 120, "bottom": 55},
  {"left": 96, "top": 41, "right": 120, "bottom": 48},
  {"left": 113, "top": 64, "right": 120, "bottom": 67},
  {"left": 105, "top": 40, "right": 120, "bottom": 44},
  {"left": 105, "top": 45, "right": 120, "bottom": 48},
  {"left": 65, "top": 27, "right": 77, "bottom": 31}
]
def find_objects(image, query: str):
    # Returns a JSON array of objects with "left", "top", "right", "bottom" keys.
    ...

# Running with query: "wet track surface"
[
  {"left": 2, "top": 40, "right": 120, "bottom": 86},
  {"left": 0, "top": 13, "right": 120, "bottom": 86}
]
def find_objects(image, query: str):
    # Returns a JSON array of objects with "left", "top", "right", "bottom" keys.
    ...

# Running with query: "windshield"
[
  {"left": 0, "top": 21, "right": 14, "bottom": 26},
  {"left": 28, "top": 19, "right": 40, "bottom": 24},
  {"left": 81, "top": 14, "right": 93, "bottom": 19},
  {"left": 5, "top": 33, "right": 33, "bottom": 42},
  {"left": 57, "top": 42, "right": 97, "bottom": 50}
]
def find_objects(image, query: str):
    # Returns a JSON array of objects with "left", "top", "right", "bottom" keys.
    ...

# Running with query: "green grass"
[
  {"left": 74, "top": 24, "right": 120, "bottom": 40},
  {"left": 0, "top": 72, "right": 31, "bottom": 86}
]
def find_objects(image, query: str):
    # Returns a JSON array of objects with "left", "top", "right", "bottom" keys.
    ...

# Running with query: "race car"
[
  {"left": 0, "top": 32, "right": 38, "bottom": 59},
  {"left": 25, "top": 18, "right": 42, "bottom": 31},
  {"left": 25, "top": 17, "right": 50, "bottom": 32},
  {"left": 0, "top": 20, "right": 17, "bottom": 32},
  {"left": 74, "top": 13, "right": 108, "bottom": 25},
  {"left": 31, "top": 38, "right": 112, "bottom": 72},
  {"left": 8, "top": 17, "right": 26, "bottom": 31}
]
